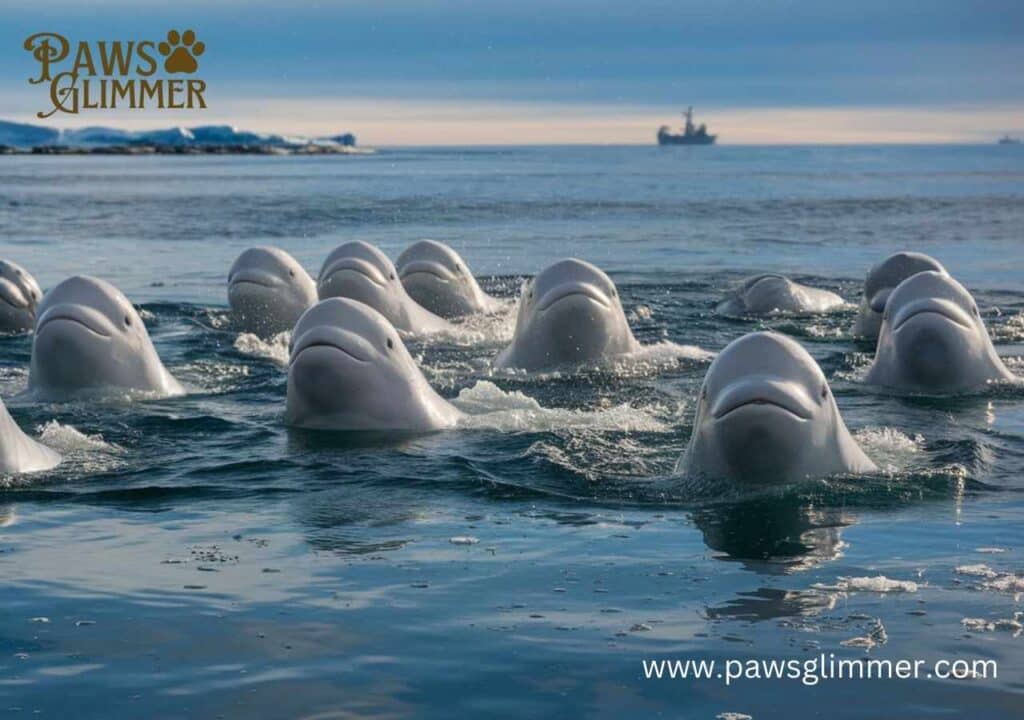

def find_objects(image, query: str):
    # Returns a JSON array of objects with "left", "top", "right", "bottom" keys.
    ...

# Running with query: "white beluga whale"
[
  {"left": 0, "top": 396, "right": 60, "bottom": 474},
  {"left": 286, "top": 297, "right": 462, "bottom": 431},
  {"left": 495, "top": 258, "right": 640, "bottom": 371},
  {"left": 853, "top": 251, "right": 948, "bottom": 341},
  {"left": 864, "top": 271, "right": 1016, "bottom": 393},
  {"left": 680, "top": 331, "right": 876, "bottom": 483},
  {"left": 227, "top": 246, "right": 316, "bottom": 336},
  {"left": 29, "top": 276, "right": 183, "bottom": 400},
  {"left": 0, "top": 259, "right": 42, "bottom": 334},
  {"left": 396, "top": 239, "right": 500, "bottom": 318},
  {"left": 317, "top": 241, "right": 452, "bottom": 335},
  {"left": 717, "top": 274, "right": 845, "bottom": 316}
]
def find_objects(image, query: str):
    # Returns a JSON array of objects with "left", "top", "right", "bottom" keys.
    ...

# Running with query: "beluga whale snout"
[
  {"left": 286, "top": 297, "right": 462, "bottom": 431},
  {"left": 680, "top": 331, "right": 876, "bottom": 483},
  {"left": 396, "top": 239, "right": 499, "bottom": 318},
  {"left": 716, "top": 274, "right": 845, "bottom": 316},
  {"left": 853, "top": 251, "right": 948, "bottom": 341},
  {"left": 317, "top": 241, "right": 452, "bottom": 335},
  {"left": 864, "top": 271, "right": 1015, "bottom": 393},
  {"left": 29, "top": 275, "right": 183, "bottom": 400},
  {"left": 227, "top": 246, "right": 316, "bottom": 336},
  {"left": 495, "top": 258, "right": 639, "bottom": 371},
  {"left": 0, "top": 259, "right": 43, "bottom": 334}
]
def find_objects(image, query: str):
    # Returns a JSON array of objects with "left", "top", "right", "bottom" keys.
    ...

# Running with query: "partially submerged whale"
[
  {"left": 317, "top": 241, "right": 451, "bottom": 335},
  {"left": 0, "top": 397, "right": 60, "bottom": 474},
  {"left": 864, "top": 271, "right": 1015, "bottom": 393},
  {"left": 396, "top": 240, "right": 500, "bottom": 318},
  {"left": 495, "top": 258, "right": 640, "bottom": 371},
  {"left": 680, "top": 332, "right": 876, "bottom": 483},
  {"left": 0, "top": 259, "right": 42, "bottom": 334},
  {"left": 29, "top": 276, "right": 183, "bottom": 399},
  {"left": 853, "top": 251, "right": 948, "bottom": 341},
  {"left": 227, "top": 247, "right": 316, "bottom": 336},
  {"left": 286, "top": 297, "right": 462, "bottom": 431},
  {"left": 717, "top": 274, "right": 845, "bottom": 316}
]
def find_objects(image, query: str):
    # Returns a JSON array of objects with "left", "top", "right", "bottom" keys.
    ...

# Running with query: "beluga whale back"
[
  {"left": 0, "top": 397, "right": 60, "bottom": 474},
  {"left": 495, "top": 258, "right": 639, "bottom": 371},
  {"left": 716, "top": 274, "right": 845, "bottom": 316},
  {"left": 29, "top": 276, "right": 183, "bottom": 400},
  {"left": 317, "top": 241, "right": 452, "bottom": 335},
  {"left": 680, "top": 331, "right": 876, "bottom": 483}
]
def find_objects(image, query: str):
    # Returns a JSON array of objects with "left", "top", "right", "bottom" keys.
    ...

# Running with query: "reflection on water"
[{"left": 693, "top": 495, "right": 851, "bottom": 573}]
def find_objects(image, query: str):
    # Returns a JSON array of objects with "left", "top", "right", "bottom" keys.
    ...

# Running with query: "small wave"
[
  {"left": 452, "top": 380, "right": 676, "bottom": 433},
  {"left": 854, "top": 427, "right": 925, "bottom": 473},
  {"left": 413, "top": 301, "right": 517, "bottom": 348},
  {"left": 234, "top": 331, "right": 290, "bottom": 367},
  {"left": 36, "top": 421, "right": 121, "bottom": 453},
  {"left": 488, "top": 341, "right": 713, "bottom": 382}
]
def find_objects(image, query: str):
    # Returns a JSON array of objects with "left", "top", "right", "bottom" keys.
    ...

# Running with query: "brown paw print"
[{"left": 158, "top": 29, "right": 204, "bottom": 74}]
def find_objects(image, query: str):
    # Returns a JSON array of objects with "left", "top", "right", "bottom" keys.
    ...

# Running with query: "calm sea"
[{"left": 1, "top": 144, "right": 1023, "bottom": 717}]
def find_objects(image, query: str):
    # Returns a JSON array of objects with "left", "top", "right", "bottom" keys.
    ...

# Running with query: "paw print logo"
[{"left": 158, "top": 29, "right": 204, "bottom": 74}]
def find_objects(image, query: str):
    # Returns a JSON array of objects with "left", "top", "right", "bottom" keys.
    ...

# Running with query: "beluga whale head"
[
  {"left": 864, "top": 271, "right": 1015, "bottom": 393},
  {"left": 227, "top": 246, "right": 316, "bottom": 336},
  {"left": 495, "top": 258, "right": 639, "bottom": 371},
  {"left": 286, "top": 297, "right": 462, "bottom": 431},
  {"left": 396, "top": 239, "right": 498, "bottom": 318},
  {"left": 0, "top": 259, "right": 42, "bottom": 334},
  {"left": 317, "top": 241, "right": 451, "bottom": 335},
  {"left": 853, "top": 251, "right": 948, "bottom": 341},
  {"left": 680, "top": 331, "right": 876, "bottom": 483},
  {"left": 29, "top": 275, "right": 183, "bottom": 400}
]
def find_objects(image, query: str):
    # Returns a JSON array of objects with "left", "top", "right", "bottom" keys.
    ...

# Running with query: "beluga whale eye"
[
  {"left": 124, "top": 314, "right": 132, "bottom": 327},
  {"left": 972, "top": 305, "right": 979, "bottom": 317},
  {"left": 821, "top": 383, "right": 828, "bottom": 400},
  {"left": 389, "top": 271, "right": 396, "bottom": 281},
  {"left": 289, "top": 268, "right": 295, "bottom": 277},
  {"left": 386, "top": 337, "right": 394, "bottom": 350}
]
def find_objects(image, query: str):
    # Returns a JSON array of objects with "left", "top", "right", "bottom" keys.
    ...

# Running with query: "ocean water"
[{"left": 1, "top": 144, "right": 1024, "bottom": 718}]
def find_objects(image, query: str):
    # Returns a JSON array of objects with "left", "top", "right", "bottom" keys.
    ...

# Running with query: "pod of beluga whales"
[{"left": 1, "top": 245, "right": 1019, "bottom": 484}]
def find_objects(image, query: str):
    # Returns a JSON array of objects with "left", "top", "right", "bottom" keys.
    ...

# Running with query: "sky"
[{"left": 2, "top": 0, "right": 1023, "bottom": 144}]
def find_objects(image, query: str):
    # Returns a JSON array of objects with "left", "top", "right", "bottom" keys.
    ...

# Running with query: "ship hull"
[{"left": 657, "top": 133, "right": 716, "bottom": 146}]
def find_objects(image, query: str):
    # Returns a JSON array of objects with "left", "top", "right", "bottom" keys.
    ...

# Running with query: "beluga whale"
[
  {"left": 679, "top": 331, "right": 876, "bottom": 483},
  {"left": 396, "top": 240, "right": 500, "bottom": 318},
  {"left": 852, "top": 251, "right": 948, "bottom": 341},
  {"left": 864, "top": 271, "right": 1016, "bottom": 393},
  {"left": 716, "top": 274, "right": 846, "bottom": 317},
  {"left": 317, "top": 241, "right": 452, "bottom": 335},
  {"left": 495, "top": 258, "right": 640, "bottom": 371},
  {"left": 29, "top": 276, "right": 184, "bottom": 400},
  {"left": 0, "top": 259, "right": 43, "bottom": 334},
  {"left": 227, "top": 246, "right": 317, "bottom": 336},
  {"left": 286, "top": 297, "right": 462, "bottom": 431},
  {"left": 0, "top": 396, "right": 60, "bottom": 474}
]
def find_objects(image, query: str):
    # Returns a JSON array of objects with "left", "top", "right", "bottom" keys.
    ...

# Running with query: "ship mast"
[{"left": 684, "top": 106, "right": 695, "bottom": 135}]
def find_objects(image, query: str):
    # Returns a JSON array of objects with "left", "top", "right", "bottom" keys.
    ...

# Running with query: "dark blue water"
[{"left": 2, "top": 145, "right": 1024, "bottom": 718}]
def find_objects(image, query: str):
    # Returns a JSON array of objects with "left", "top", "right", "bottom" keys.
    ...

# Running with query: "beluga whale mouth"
[
  {"left": 536, "top": 283, "right": 611, "bottom": 313},
  {"left": 891, "top": 298, "right": 973, "bottom": 332},
  {"left": 320, "top": 257, "right": 390, "bottom": 288},
  {"left": 398, "top": 260, "right": 454, "bottom": 283},
  {"left": 35, "top": 305, "right": 114, "bottom": 339},
  {"left": 711, "top": 377, "right": 815, "bottom": 421}
]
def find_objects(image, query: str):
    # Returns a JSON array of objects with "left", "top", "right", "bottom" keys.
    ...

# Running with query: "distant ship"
[
  {"left": 657, "top": 106, "right": 716, "bottom": 145},
  {"left": 998, "top": 135, "right": 1020, "bottom": 145}
]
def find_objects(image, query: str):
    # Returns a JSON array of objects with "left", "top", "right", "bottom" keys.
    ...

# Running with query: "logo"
[{"left": 23, "top": 29, "right": 208, "bottom": 119}]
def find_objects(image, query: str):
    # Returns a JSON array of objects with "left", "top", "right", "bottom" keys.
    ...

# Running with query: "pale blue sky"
[{"left": 3, "top": 0, "right": 1022, "bottom": 143}]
